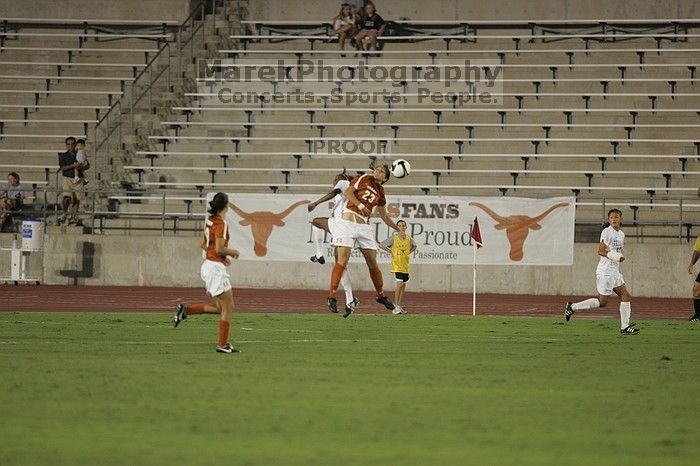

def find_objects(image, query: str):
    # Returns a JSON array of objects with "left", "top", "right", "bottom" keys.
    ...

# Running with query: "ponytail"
[{"left": 208, "top": 192, "right": 229, "bottom": 215}]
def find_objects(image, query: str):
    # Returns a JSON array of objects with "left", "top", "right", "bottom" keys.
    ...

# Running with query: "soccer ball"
[{"left": 391, "top": 159, "right": 411, "bottom": 179}]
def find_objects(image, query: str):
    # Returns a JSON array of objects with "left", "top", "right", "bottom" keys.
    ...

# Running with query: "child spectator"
[
  {"left": 0, "top": 172, "right": 24, "bottom": 231},
  {"left": 379, "top": 219, "right": 416, "bottom": 314},
  {"left": 331, "top": 3, "right": 358, "bottom": 55},
  {"left": 74, "top": 139, "right": 89, "bottom": 185},
  {"left": 354, "top": 1, "right": 386, "bottom": 52}
]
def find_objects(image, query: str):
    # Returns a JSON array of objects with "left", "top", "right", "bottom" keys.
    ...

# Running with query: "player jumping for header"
[{"left": 328, "top": 164, "right": 400, "bottom": 316}]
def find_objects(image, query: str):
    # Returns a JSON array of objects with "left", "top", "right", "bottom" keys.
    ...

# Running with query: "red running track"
[{"left": 0, "top": 285, "right": 690, "bottom": 319}]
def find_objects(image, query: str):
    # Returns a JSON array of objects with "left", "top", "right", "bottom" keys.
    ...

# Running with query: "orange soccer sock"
[
  {"left": 368, "top": 267, "right": 384, "bottom": 296},
  {"left": 329, "top": 263, "right": 346, "bottom": 298},
  {"left": 188, "top": 303, "right": 207, "bottom": 315},
  {"left": 218, "top": 320, "right": 230, "bottom": 347}
]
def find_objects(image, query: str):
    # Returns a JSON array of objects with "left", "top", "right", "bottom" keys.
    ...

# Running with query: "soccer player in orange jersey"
[
  {"left": 172, "top": 192, "right": 241, "bottom": 353},
  {"left": 328, "top": 164, "right": 400, "bottom": 317}
]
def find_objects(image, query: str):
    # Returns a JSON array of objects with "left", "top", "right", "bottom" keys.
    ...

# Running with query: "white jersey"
[
  {"left": 596, "top": 225, "right": 625, "bottom": 275},
  {"left": 330, "top": 179, "right": 350, "bottom": 220}
]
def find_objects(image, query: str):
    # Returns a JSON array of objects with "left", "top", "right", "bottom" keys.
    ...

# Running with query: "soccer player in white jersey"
[
  {"left": 564, "top": 209, "right": 639, "bottom": 335},
  {"left": 307, "top": 172, "right": 359, "bottom": 316}
]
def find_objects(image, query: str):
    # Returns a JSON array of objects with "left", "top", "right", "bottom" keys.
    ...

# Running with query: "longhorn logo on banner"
[{"left": 215, "top": 194, "right": 575, "bottom": 265}]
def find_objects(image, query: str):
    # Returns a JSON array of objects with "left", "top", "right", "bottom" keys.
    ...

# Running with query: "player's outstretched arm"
[
  {"left": 308, "top": 190, "right": 341, "bottom": 212},
  {"left": 377, "top": 205, "right": 399, "bottom": 231},
  {"left": 199, "top": 233, "right": 207, "bottom": 250}
]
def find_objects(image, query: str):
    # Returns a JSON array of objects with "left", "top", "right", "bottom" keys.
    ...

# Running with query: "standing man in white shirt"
[{"left": 564, "top": 209, "right": 639, "bottom": 335}]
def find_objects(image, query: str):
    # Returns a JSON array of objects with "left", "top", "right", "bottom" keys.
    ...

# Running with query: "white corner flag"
[{"left": 470, "top": 216, "right": 483, "bottom": 316}]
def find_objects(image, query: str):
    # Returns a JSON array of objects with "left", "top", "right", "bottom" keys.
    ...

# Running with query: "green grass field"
[{"left": 0, "top": 312, "right": 697, "bottom": 465}]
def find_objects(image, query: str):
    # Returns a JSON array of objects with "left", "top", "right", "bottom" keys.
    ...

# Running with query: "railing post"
[
  {"left": 177, "top": 28, "right": 182, "bottom": 78},
  {"left": 149, "top": 64, "right": 153, "bottom": 111},
  {"left": 167, "top": 43, "right": 171, "bottom": 92},
  {"left": 678, "top": 198, "right": 683, "bottom": 243},
  {"left": 161, "top": 192, "right": 166, "bottom": 236},
  {"left": 118, "top": 102, "right": 122, "bottom": 150},
  {"left": 130, "top": 79, "right": 135, "bottom": 136},
  {"left": 90, "top": 185, "right": 96, "bottom": 232}
]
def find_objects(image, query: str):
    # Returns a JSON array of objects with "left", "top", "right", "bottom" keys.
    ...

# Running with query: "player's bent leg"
[
  {"left": 360, "top": 248, "right": 395, "bottom": 311},
  {"left": 597, "top": 295, "right": 610, "bottom": 307},
  {"left": 172, "top": 302, "right": 220, "bottom": 328},
  {"left": 310, "top": 219, "right": 329, "bottom": 264},
  {"left": 312, "top": 217, "right": 330, "bottom": 233}
]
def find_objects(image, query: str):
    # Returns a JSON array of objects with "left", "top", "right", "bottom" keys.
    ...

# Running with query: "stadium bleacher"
[{"left": 0, "top": 10, "right": 697, "bottom": 238}]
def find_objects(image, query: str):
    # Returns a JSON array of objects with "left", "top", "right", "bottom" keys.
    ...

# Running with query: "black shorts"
[
  {"left": 394, "top": 272, "right": 409, "bottom": 282},
  {"left": 696, "top": 271, "right": 700, "bottom": 283}
]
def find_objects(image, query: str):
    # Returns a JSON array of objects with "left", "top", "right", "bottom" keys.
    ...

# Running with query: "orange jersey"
[
  {"left": 203, "top": 215, "right": 230, "bottom": 263},
  {"left": 344, "top": 174, "right": 386, "bottom": 220}
]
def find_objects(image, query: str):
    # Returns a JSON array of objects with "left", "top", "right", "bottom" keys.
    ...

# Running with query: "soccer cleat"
[
  {"left": 376, "top": 295, "right": 396, "bottom": 311},
  {"left": 310, "top": 255, "right": 326, "bottom": 265},
  {"left": 172, "top": 304, "right": 187, "bottom": 328},
  {"left": 392, "top": 305, "right": 407, "bottom": 315},
  {"left": 564, "top": 302, "right": 574, "bottom": 321},
  {"left": 689, "top": 315, "right": 700, "bottom": 322},
  {"left": 327, "top": 297, "right": 338, "bottom": 313},
  {"left": 216, "top": 343, "right": 240, "bottom": 353},
  {"left": 620, "top": 326, "right": 640, "bottom": 335},
  {"left": 343, "top": 297, "right": 359, "bottom": 318}
]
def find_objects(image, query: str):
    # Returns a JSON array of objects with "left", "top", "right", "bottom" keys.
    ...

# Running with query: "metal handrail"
[
  {"left": 94, "top": 0, "right": 225, "bottom": 181},
  {"left": 2, "top": 184, "right": 698, "bottom": 241}
]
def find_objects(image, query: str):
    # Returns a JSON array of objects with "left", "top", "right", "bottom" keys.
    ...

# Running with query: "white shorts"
[
  {"left": 328, "top": 217, "right": 339, "bottom": 246},
  {"left": 596, "top": 273, "right": 625, "bottom": 296},
  {"left": 333, "top": 218, "right": 377, "bottom": 250},
  {"left": 200, "top": 260, "right": 232, "bottom": 297}
]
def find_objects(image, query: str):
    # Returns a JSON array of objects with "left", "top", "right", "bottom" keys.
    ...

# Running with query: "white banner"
[{"left": 211, "top": 193, "right": 575, "bottom": 266}]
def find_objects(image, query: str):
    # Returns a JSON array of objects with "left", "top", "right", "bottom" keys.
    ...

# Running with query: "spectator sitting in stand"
[
  {"left": 354, "top": 1, "right": 386, "bottom": 52},
  {"left": 0, "top": 172, "right": 24, "bottom": 231},
  {"left": 331, "top": 3, "right": 358, "bottom": 56}
]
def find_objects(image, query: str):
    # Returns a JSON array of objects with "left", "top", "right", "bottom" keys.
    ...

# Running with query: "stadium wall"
[
  {"left": 19, "top": 234, "right": 693, "bottom": 298},
  {"left": 251, "top": 0, "right": 699, "bottom": 22},
  {"left": 0, "top": 0, "right": 190, "bottom": 22}
]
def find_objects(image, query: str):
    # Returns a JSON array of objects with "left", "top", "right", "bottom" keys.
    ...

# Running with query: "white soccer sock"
[
  {"left": 571, "top": 298, "right": 600, "bottom": 311},
  {"left": 341, "top": 267, "right": 353, "bottom": 304},
  {"left": 619, "top": 302, "right": 631, "bottom": 329},
  {"left": 312, "top": 226, "right": 324, "bottom": 258}
]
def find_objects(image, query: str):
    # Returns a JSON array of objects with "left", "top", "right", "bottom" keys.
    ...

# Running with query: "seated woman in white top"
[{"left": 331, "top": 3, "right": 357, "bottom": 54}]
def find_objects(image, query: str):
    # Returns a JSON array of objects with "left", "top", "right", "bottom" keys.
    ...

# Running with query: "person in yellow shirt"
[
  {"left": 379, "top": 220, "right": 417, "bottom": 315},
  {"left": 688, "top": 235, "right": 700, "bottom": 322}
]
